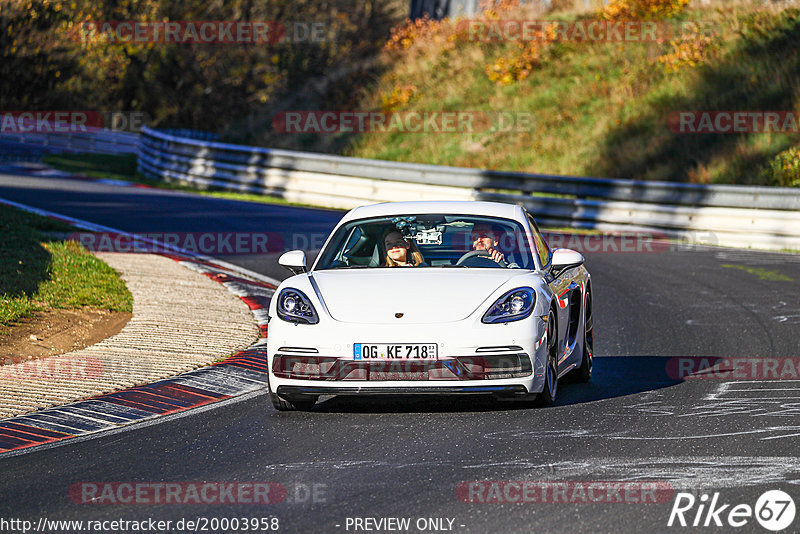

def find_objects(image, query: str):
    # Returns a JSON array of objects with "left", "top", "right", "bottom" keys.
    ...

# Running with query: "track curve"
[{"left": 1, "top": 168, "right": 799, "bottom": 533}]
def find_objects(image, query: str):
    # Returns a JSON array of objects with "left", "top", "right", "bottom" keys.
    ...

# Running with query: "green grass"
[
  {"left": 240, "top": 3, "right": 800, "bottom": 186},
  {"left": 42, "top": 154, "right": 333, "bottom": 211},
  {"left": 0, "top": 205, "right": 132, "bottom": 333},
  {"left": 42, "top": 153, "right": 139, "bottom": 180}
]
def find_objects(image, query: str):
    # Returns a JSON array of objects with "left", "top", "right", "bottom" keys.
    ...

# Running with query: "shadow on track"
[{"left": 301, "top": 356, "right": 683, "bottom": 414}]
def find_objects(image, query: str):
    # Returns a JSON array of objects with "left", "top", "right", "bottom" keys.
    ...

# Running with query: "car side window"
[{"left": 527, "top": 214, "right": 552, "bottom": 269}]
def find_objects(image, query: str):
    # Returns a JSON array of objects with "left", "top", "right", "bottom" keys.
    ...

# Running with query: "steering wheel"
[{"left": 455, "top": 249, "right": 508, "bottom": 267}]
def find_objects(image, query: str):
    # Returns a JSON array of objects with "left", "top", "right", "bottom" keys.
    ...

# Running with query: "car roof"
[{"left": 339, "top": 201, "right": 524, "bottom": 224}]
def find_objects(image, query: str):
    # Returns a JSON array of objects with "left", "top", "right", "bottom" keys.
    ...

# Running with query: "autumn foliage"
[
  {"left": 599, "top": 0, "right": 691, "bottom": 21},
  {"left": 0, "top": 0, "right": 404, "bottom": 129},
  {"left": 657, "top": 22, "right": 720, "bottom": 72}
]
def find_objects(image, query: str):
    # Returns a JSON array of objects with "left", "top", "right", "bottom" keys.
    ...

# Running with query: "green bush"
[{"left": 760, "top": 146, "right": 800, "bottom": 187}]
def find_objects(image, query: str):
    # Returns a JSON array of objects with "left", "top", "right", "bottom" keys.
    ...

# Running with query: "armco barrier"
[
  {"left": 137, "top": 126, "right": 800, "bottom": 250},
  {"left": 0, "top": 127, "right": 140, "bottom": 159}
]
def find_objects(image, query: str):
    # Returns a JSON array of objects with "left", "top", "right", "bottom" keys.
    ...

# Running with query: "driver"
[{"left": 470, "top": 223, "right": 506, "bottom": 263}]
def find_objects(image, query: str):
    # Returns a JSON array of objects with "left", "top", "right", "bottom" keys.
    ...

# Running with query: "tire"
[
  {"left": 574, "top": 290, "right": 593, "bottom": 383},
  {"left": 536, "top": 310, "right": 559, "bottom": 406},
  {"left": 269, "top": 390, "right": 318, "bottom": 411}
]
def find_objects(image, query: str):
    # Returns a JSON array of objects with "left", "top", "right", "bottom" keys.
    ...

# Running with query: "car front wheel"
[
  {"left": 269, "top": 389, "right": 318, "bottom": 411},
  {"left": 574, "top": 291, "right": 593, "bottom": 383},
  {"left": 536, "top": 310, "right": 558, "bottom": 405}
]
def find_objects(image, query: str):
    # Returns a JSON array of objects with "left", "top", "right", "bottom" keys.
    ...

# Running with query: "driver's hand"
[{"left": 488, "top": 248, "right": 504, "bottom": 263}]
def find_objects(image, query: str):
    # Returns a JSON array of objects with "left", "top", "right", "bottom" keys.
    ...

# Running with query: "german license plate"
[{"left": 354, "top": 343, "right": 438, "bottom": 360}]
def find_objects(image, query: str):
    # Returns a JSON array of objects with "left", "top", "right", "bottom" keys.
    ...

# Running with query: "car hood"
[{"left": 308, "top": 269, "right": 531, "bottom": 324}]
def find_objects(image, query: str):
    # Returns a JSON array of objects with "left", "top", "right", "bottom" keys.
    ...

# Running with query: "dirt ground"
[{"left": 0, "top": 309, "right": 132, "bottom": 365}]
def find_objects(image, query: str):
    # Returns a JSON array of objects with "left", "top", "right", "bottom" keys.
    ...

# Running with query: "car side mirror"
[
  {"left": 278, "top": 250, "right": 307, "bottom": 275},
  {"left": 550, "top": 248, "right": 584, "bottom": 275}
]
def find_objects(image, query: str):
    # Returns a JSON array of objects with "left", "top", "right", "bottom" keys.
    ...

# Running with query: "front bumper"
[
  {"left": 266, "top": 316, "right": 548, "bottom": 396},
  {"left": 277, "top": 385, "right": 528, "bottom": 396},
  {"left": 271, "top": 352, "right": 533, "bottom": 381}
]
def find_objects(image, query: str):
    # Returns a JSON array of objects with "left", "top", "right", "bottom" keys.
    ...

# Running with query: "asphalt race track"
[{"left": 1, "top": 170, "right": 800, "bottom": 533}]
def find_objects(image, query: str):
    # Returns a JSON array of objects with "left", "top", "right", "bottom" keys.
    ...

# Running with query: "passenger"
[
  {"left": 470, "top": 223, "right": 506, "bottom": 263},
  {"left": 384, "top": 230, "right": 424, "bottom": 267}
]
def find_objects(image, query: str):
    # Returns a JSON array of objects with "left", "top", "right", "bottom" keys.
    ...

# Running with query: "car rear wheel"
[{"left": 536, "top": 310, "right": 558, "bottom": 405}]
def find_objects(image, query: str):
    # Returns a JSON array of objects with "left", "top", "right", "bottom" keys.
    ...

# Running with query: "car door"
[{"left": 525, "top": 212, "right": 582, "bottom": 374}]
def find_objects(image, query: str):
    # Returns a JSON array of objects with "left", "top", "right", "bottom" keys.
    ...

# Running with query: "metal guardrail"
[
  {"left": 139, "top": 126, "right": 800, "bottom": 251},
  {"left": 157, "top": 128, "right": 220, "bottom": 142},
  {"left": 0, "top": 127, "right": 140, "bottom": 160}
]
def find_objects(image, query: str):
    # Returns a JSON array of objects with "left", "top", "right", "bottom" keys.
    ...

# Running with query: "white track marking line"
[{"left": 0, "top": 196, "right": 282, "bottom": 286}]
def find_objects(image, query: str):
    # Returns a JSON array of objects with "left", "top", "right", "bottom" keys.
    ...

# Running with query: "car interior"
[{"left": 319, "top": 216, "right": 530, "bottom": 269}]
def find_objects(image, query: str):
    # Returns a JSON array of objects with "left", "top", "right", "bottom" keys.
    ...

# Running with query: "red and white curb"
[{"left": 0, "top": 195, "right": 280, "bottom": 455}]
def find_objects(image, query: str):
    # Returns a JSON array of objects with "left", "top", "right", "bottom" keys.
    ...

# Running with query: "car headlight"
[
  {"left": 482, "top": 287, "right": 536, "bottom": 324},
  {"left": 276, "top": 288, "right": 319, "bottom": 324}
]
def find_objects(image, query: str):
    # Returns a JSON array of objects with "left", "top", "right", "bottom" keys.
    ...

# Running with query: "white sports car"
[{"left": 266, "top": 201, "right": 593, "bottom": 411}]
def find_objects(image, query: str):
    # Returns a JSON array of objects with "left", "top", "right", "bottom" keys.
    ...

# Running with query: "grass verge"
[
  {"left": 0, "top": 204, "right": 133, "bottom": 333},
  {"left": 242, "top": 1, "right": 800, "bottom": 187}
]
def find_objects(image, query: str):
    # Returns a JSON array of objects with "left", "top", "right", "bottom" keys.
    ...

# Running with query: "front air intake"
[{"left": 273, "top": 354, "right": 533, "bottom": 381}]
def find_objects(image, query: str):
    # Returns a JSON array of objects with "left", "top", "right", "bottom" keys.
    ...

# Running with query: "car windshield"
[{"left": 315, "top": 215, "right": 534, "bottom": 270}]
